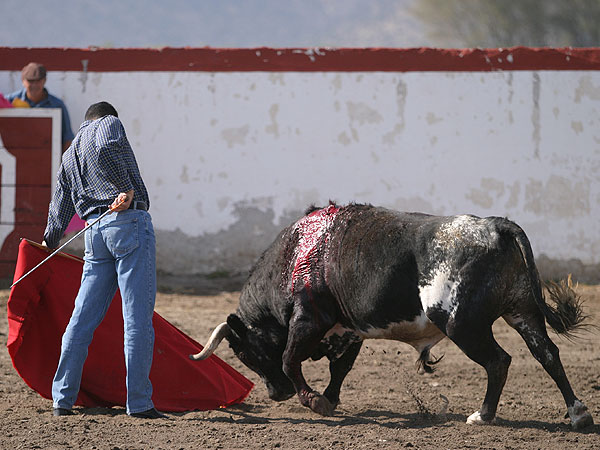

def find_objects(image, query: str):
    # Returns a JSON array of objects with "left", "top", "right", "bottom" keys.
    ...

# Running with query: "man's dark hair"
[{"left": 85, "top": 101, "right": 119, "bottom": 120}]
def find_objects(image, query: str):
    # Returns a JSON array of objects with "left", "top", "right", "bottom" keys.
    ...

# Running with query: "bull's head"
[{"left": 190, "top": 313, "right": 295, "bottom": 402}]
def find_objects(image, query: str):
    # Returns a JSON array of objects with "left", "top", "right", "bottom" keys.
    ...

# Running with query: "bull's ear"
[{"left": 227, "top": 313, "right": 247, "bottom": 339}]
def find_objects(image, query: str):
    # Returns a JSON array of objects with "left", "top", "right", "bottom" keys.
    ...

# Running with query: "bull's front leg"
[
  {"left": 282, "top": 301, "right": 336, "bottom": 416},
  {"left": 323, "top": 341, "right": 362, "bottom": 409}
]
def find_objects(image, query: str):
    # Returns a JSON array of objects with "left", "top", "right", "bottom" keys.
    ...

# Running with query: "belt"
[{"left": 86, "top": 201, "right": 148, "bottom": 218}]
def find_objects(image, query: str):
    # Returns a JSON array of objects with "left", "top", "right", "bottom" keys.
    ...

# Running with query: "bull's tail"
[
  {"left": 501, "top": 220, "right": 588, "bottom": 336},
  {"left": 544, "top": 275, "right": 589, "bottom": 336}
]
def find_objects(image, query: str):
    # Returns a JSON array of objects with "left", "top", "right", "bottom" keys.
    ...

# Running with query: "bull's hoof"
[
  {"left": 569, "top": 401, "right": 594, "bottom": 430},
  {"left": 572, "top": 413, "right": 594, "bottom": 430},
  {"left": 466, "top": 411, "right": 495, "bottom": 425},
  {"left": 322, "top": 390, "right": 340, "bottom": 410},
  {"left": 309, "top": 394, "right": 334, "bottom": 416}
]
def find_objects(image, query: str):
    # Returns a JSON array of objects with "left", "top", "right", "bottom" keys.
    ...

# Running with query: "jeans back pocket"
[{"left": 104, "top": 216, "right": 140, "bottom": 258}]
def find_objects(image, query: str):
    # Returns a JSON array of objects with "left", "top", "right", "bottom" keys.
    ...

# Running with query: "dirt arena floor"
[{"left": 1, "top": 281, "right": 599, "bottom": 449}]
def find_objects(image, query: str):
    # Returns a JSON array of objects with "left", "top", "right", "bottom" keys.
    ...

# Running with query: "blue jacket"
[{"left": 6, "top": 88, "right": 75, "bottom": 147}]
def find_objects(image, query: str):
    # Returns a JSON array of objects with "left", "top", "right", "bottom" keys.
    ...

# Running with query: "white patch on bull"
[
  {"left": 322, "top": 324, "right": 361, "bottom": 359},
  {"left": 435, "top": 215, "right": 499, "bottom": 250},
  {"left": 419, "top": 264, "right": 461, "bottom": 319},
  {"left": 357, "top": 311, "right": 445, "bottom": 353},
  {"left": 466, "top": 410, "right": 495, "bottom": 425},
  {"left": 324, "top": 323, "right": 353, "bottom": 338},
  {"left": 503, "top": 315, "right": 553, "bottom": 361},
  {"left": 505, "top": 316, "right": 541, "bottom": 347}
]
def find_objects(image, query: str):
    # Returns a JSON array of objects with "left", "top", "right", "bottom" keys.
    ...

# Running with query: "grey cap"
[{"left": 21, "top": 62, "right": 47, "bottom": 81}]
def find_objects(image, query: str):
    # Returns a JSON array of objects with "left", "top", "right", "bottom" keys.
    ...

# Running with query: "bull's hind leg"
[
  {"left": 434, "top": 315, "right": 511, "bottom": 425},
  {"left": 423, "top": 279, "right": 511, "bottom": 424},
  {"left": 505, "top": 313, "right": 594, "bottom": 429},
  {"left": 456, "top": 329, "right": 511, "bottom": 424}
]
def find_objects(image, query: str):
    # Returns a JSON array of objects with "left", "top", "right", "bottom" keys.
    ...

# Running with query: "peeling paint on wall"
[
  {"left": 221, "top": 125, "right": 250, "bottom": 148},
  {"left": 78, "top": 59, "right": 89, "bottom": 93},
  {"left": 331, "top": 74, "right": 342, "bottom": 93},
  {"left": 4, "top": 68, "right": 599, "bottom": 283},
  {"left": 180, "top": 165, "right": 189, "bottom": 183},
  {"left": 531, "top": 72, "right": 541, "bottom": 158},
  {"left": 466, "top": 178, "right": 506, "bottom": 209},
  {"left": 574, "top": 75, "right": 600, "bottom": 103},
  {"left": 425, "top": 112, "right": 443, "bottom": 125},
  {"left": 338, "top": 131, "right": 351, "bottom": 146},
  {"left": 505, "top": 181, "right": 521, "bottom": 209},
  {"left": 396, "top": 79, "right": 407, "bottom": 119},
  {"left": 505, "top": 72, "right": 514, "bottom": 124},
  {"left": 268, "top": 73, "right": 285, "bottom": 86},
  {"left": 347, "top": 101, "right": 383, "bottom": 126},
  {"left": 382, "top": 123, "right": 404, "bottom": 146},
  {"left": 266, "top": 104, "right": 280, "bottom": 137},
  {"left": 524, "top": 175, "right": 590, "bottom": 217},
  {"left": 382, "top": 79, "right": 407, "bottom": 145},
  {"left": 571, "top": 121, "right": 584, "bottom": 134}
]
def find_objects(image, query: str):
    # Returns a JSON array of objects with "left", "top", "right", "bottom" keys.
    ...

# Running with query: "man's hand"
[
  {"left": 40, "top": 240, "right": 55, "bottom": 251},
  {"left": 111, "top": 189, "right": 134, "bottom": 212}
]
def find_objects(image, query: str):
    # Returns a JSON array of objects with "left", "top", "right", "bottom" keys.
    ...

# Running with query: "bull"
[{"left": 191, "top": 203, "right": 593, "bottom": 429}]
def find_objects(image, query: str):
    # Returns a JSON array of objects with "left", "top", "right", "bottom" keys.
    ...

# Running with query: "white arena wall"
[{"left": 1, "top": 47, "right": 599, "bottom": 282}]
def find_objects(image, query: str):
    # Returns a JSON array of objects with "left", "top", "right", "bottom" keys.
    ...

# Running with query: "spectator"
[{"left": 6, "top": 62, "right": 74, "bottom": 151}]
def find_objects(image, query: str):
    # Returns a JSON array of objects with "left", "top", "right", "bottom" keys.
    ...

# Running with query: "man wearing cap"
[{"left": 6, "top": 62, "right": 74, "bottom": 151}]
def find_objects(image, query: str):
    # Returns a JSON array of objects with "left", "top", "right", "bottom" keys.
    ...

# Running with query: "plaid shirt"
[{"left": 44, "top": 115, "right": 150, "bottom": 248}]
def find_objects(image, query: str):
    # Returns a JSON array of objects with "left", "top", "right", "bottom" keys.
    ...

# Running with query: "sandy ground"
[{"left": 1, "top": 281, "right": 599, "bottom": 450}]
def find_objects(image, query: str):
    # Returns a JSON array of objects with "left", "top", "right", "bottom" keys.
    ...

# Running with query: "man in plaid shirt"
[{"left": 43, "top": 101, "right": 165, "bottom": 419}]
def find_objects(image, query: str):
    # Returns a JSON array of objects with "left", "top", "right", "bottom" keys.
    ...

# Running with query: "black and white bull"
[{"left": 191, "top": 203, "right": 593, "bottom": 429}]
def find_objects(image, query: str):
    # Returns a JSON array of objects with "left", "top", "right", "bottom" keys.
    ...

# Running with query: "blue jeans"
[{"left": 52, "top": 209, "right": 157, "bottom": 414}]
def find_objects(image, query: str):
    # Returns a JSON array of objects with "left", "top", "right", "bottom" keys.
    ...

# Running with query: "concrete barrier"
[{"left": 1, "top": 47, "right": 599, "bottom": 282}]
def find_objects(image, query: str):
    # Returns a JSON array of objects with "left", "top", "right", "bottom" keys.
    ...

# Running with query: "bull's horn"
[{"left": 189, "top": 322, "right": 231, "bottom": 360}]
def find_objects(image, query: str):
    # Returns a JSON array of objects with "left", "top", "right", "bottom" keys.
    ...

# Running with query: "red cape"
[{"left": 6, "top": 239, "right": 253, "bottom": 412}]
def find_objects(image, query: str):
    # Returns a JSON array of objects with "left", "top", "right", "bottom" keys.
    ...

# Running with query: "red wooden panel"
[
  {"left": 14, "top": 186, "right": 52, "bottom": 225},
  {"left": 0, "top": 115, "right": 55, "bottom": 278},
  {"left": 0, "top": 117, "right": 53, "bottom": 149},
  {"left": 0, "top": 261, "right": 17, "bottom": 279},
  {"left": 12, "top": 147, "right": 52, "bottom": 185}
]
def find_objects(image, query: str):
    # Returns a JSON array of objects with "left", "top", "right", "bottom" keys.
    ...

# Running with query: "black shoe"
[
  {"left": 53, "top": 408, "right": 75, "bottom": 416},
  {"left": 129, "top": 408, "right": 168, "bottom": 419}
]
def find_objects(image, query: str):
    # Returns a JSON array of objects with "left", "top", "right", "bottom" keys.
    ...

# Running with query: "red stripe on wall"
[{"left": 1, "top": 47, "right": 600, "bottom": 72}]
